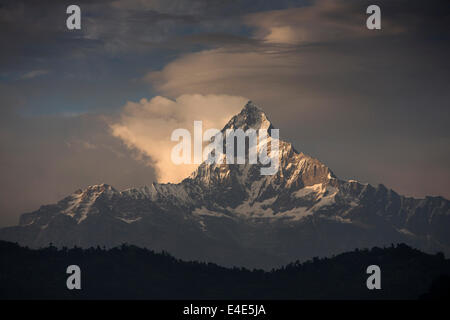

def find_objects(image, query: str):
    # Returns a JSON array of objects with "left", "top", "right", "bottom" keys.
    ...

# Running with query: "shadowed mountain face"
[{"left": 1, "top": 102, "right": 449, "bottom": 269}]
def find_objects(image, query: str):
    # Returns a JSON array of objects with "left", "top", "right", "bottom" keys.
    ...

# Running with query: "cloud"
[
  {"left": 20, "top": 69, "right": 50, "bottom": 80},
  {"left": 110, "top": 94, "right": 248, "bottom": 183},
  {"left": 245, "top": 0, "right": 418, "bottom": 45},
  {"left": 247, "top": 1, "right": 371, "bottom": 45}
]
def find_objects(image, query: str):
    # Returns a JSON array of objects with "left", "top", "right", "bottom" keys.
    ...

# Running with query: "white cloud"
[{"left": 110, "top": 94, "right": 248, "bottom": 183}]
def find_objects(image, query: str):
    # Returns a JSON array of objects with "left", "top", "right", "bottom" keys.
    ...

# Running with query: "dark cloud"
[{"left": 0, "top": 0, "right": 308, "bottom": 71}]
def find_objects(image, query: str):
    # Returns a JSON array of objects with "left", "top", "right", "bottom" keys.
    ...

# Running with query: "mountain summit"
[
  {"left": 1, "top": 102, "right": 449, "bottom": 269},
  {"left": 188, "top": 101, "right": 334, "bottom": 206},
  {"left": 223, "top": 101, "right": 273, "bottom": 131}
]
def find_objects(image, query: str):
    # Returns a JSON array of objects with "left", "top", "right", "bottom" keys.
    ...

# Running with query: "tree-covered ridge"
[{"left": 0, "top": 241, "right": 449, "bottom": 299}]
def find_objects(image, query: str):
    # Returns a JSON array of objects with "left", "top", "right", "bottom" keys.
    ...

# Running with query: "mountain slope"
[{"left": 1, "top": 101, "right": 449, "bottom": 269}]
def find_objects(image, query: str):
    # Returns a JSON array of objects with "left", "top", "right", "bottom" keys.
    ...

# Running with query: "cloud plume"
[{"left": 110, "top": 94, "right": 248, "bottom": 183}]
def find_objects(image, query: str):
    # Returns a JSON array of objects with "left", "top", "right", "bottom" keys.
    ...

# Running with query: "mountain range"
[{"left": 1, "top": 101, "right": 449, "bottom": 269}]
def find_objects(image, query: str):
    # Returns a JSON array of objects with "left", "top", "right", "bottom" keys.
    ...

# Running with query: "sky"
[{"left": 0, "top": 0, "right": 449, "bottom": 226}]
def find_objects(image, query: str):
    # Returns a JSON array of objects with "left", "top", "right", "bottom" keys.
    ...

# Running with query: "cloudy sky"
[{"left": 0, "top": 0, "right": 449, "bottom": 226}]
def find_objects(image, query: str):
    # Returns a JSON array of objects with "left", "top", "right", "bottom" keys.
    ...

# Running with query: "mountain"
[
  {"left": 1, "top": 101, "right": 449, "bottom": 269},
  {"left": 1, "top": 240, "right": 449, "bottom": 299}
]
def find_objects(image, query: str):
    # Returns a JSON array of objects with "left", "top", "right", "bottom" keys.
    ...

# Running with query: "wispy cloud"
[{"left": 20, "top": 69, "right": 50, "bottom": 80}]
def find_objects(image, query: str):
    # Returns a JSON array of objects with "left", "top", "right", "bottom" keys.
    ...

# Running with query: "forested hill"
[{"left": 0, "top": 241, "right": 449, "bottom": 300}]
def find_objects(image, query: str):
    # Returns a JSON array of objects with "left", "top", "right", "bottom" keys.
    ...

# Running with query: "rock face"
[{"left": 1, "top": 101, "right": 449, "bottom": 269}]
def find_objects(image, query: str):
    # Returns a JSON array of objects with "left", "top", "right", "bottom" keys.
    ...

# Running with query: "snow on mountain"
[{"left": 1, "top": 101, "right": 449, "bottom": 269}]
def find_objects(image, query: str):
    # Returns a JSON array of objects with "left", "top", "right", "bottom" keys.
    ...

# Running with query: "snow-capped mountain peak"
[
  {"left": 223, "top": 101, "right": 273, "bottom": 131},
  {"left": 2, "top": 101, "right": 449, "bottom": 269},
  {"left": 187, "top": 102, "right": 335, "bottom": 197}
]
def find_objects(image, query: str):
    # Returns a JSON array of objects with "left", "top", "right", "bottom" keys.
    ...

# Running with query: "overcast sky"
[{"left": 0, "top": 0, "right": 449, "bottom": 226}]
